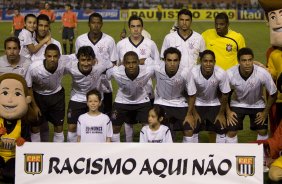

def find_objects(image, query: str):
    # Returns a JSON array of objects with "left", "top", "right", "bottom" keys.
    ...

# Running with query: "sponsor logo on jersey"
[
  {"left": 24, "top": 154, "right": 44, "bottom": 175},
  {"left": 236, "top": 156, "right": 255, "bottom": 177}
]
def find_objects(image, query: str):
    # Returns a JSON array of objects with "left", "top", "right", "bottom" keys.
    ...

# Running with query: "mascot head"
[
  {"left": 259, "top": 0, "right": 282, "bottom": 47},
  {"left": 0, "top": 73, "right": 31, "bottom": 120}
]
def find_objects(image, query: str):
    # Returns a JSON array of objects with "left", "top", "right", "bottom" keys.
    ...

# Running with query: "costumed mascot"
[
  {"left": 0, "top": 73, "right": 32, "bottom": 183},
  {"left": 258, "top": 0, "right": 282, "bottom": 182}
]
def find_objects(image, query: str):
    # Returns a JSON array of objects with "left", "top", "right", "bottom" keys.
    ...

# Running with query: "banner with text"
[
  {"left": 237, "top": 9, "right": 265, "bottom": 20},
  {"left": 16, "top": 143, "right": 263, "bottom": 184},
  {"left": 121, "top": 9, "right": 237, "bottom": 21}
]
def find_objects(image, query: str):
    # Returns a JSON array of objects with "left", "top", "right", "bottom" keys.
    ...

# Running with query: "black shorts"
[
  {"left": 62, "top": 27, "right": 74, "bottom": 40},
  {"left": 193, "top": 106, "right": 225, "bottom": 134},
  {"left": 155, "top": 104, "right": 188, "bottom": 131},
  {"left": 102, "top": 92, "right": 112, "bottom": 115},
  {"left": 14, "top": 29, "right": 22, "bottom": 38},
  {"left": 33, "top": 88, "right": 65, "bottom": 126},
  {"left": 110, "top": 102, "right": 151, "bottom": 126},
  {"left": 226, "top": 107, "right": 268, "bottom": 131},
  {"left": 67, "top": 100, "right": 88, "bottom": 124}
]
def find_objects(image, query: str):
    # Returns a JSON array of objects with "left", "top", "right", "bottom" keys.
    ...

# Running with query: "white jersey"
[
  {"left": 154, "top": 63, "right": 196, "bottom": 107},
  {"left": 65, "top": 55, "right": 109, "bottom": 103},
  {"left": 75, "top": 33, "right": 118, "bottom": 93},
  {"left": 0, "top": 55, "right": 31, "bottom": 77},
  {"left": 116, "top": 37, "right": 159, "bottom": 64},
  {"left": 161, "top": 30, "right": 205, "bottom": 68},
  {"left": 31, "top": 38, "right": 62, "bottom": 61},
  {"left": 25, "top": 55, "right": 70, "bottom": 95},
  {"left": 106, "top": 65, "right": 154, "bottom": 104},
  {"left": 77, "top": 113, "right": 113, "bottom": 143},
  {"left": 139, "top": 125, "right": 173, "bottom": 143},
  {"left": 18, "top": 28, "right": 36, "bottom": 59},
  {"left": 191, "top": 65, "right": 231, "bottom": 106},
  {"left": 227, "top": 65, "right": 277, "bottom": 108}
]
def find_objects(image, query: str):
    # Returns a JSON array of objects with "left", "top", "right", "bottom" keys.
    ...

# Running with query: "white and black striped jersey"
[
  {"left": 227, "top": 65, "right": 277, "bottom": 108},
  {"left": 161, "top": 30, "right": 205, "bottom": 68},
  {"left": 191, "top": 65, "right": 231, "bottom": 106},
  {"left": 106, "top": 65, "right": 154, "bottom": 104}
]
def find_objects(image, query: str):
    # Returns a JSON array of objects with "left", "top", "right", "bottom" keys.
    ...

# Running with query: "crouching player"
[
  {"left": 189, "top": 50, "right": 230, "bottom": 143},
  {"left": 107, "top": 51, "right": 154, "bottom": 142},
  {"left": 226, "top": 48, "right": 277, "bottom": 143}
]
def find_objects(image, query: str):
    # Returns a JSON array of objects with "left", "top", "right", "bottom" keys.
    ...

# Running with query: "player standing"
[
  {"left": 161, "top": 9, "right": 205, "bottom": 68},
  {"left": 75, "top": 12, "right": 117, "bottom": 115}
]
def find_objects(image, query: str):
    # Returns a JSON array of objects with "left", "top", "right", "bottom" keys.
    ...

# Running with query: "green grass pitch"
[{"left": 0, "top": 20, "right": 274, "bottom": 183}]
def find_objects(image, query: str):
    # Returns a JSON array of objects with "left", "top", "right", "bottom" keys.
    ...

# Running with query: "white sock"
[
  {"left": 183, "top": 136, "right": 193, "bottom": 143},
  {"left": 112, "top": 133, "right": 120, "bottom": 142},
  {"left": 53, "top": 132, "right": 64, "bottom": 142},
  {"left": 124, "top": 123, "right": 133, "bottom": 142},
  {"left": 31, "top": 132, "right": 41, "bottom": 142},
  {"left": 226, "top": 135, "right": 238, "bottom": 143},
  {"left": 67, "top": 132, "right": 77, "bottom": 142},
  {"left": 216, "top": 134, "right": 226, "bottom": 143},
  {"left": 192, "top": 134, "right": 199, "bottom": 143},
  {"left": 257, "top": 134, "right": 268, "bottom": 140},
  {"left": 40, "top": 122, "right": 49, "bottom": 142}
]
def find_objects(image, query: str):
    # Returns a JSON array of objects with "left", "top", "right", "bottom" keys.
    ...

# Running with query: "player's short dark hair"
[
  {"left": 163, "top": 47, "right": 182, "bottom": 61},
  {"left": 215, "top": 12, "right": 229, "bottom": 24},
  {"left": 45, "top": 43, "right": 60, "bottom": 55},
  {"left": 4, "top": 37, "right": 20, "bottom": 50},
  {"left": 178, "top": 9, "right": 193, "bottom": 20},
  {"left": 128, "top": 15, "right": 143, "bottom": 27},
  {"left": 237, "top": 47, "right": 254, "bottom": 61},
  {"left": 76, "top": 46, "right": 96, "bottom": 59},
  {"left": 123, "top": 51, "right": 139, "bottom": 63},
  {"left": 65, "top": 3, "right": 72, "bottom": 9},
  {"left": 149, "top": 105, "right": 165, "bottom": 122},
  {"left": 24, "top": 14, "right": 36, "bottom": 22},
  {"left": 199, "top": 50, "right": 216, "bottom": 61},
  {"left": 89, "top": 12, "right": 103, "bottom": 23},
  {"left": 37, "top": 14, "right": 50, "bottom": 25},
  {"left": 86, "top": 89, "right": 102, "bottom": 101}
]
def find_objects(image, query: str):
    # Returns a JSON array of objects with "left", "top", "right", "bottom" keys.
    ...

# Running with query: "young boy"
[
  {"left": 18, "top": 14, "right": 50, "bottom": 59},
  {"left": 77, "top": 89, "right": 113, "bottom": 142}
]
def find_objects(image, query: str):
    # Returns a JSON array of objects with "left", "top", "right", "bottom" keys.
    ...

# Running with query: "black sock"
[{"left": 63, "top": 44, "right": 67, "bottom": 55}]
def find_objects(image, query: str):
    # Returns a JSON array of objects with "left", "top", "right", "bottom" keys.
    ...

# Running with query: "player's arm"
[
  {"left": 226, "top": 91, "right": 238, "bottom": 126},
  {"left": 184, "top": 94, "right": 196, "bottom": 129},
  {"left": 214, "top": 93, "right": 229, "bottom": 128},
  {"left": 27, "top": 34, "right": 51, "bottom": 54},
  {"left": 106, "top": 137, "right": 111, "bottom": 142},
  {"left": 11, "top": 19, "right": 15, "bottom": 35},
  {"left": 255, "top": 92, "right": 277, "bottom": 125},
  {"left": 77, "top": 135, "right": 81, "bottom": 142}
]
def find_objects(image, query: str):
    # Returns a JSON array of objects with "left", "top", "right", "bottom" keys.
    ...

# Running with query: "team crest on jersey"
[
  {"left": 111, "top": 110, "right": 118, "bottom": 120},
  {"left": 210, "top": 80, "right": 217, "bottom": 86},
  {"left": 189, "top": 42, "right": 194, "bottom": 49},
  {"left": 140, "top": 48, "right": 146, "bottom": 55},
  {"left": 226, "top": 44, "right": 232, "bottom": 52},
  {"left": 98, "top": 46, "right": 104, "bottom": 53},
  {"left": 24, "top": 154, "right": 44, "bottom": 175},
  {"left": 248, "top": 81, "right": 255, "bottom": 88},
  {"left": 236, "top": 156, "right": 255, "bottom": 177}
]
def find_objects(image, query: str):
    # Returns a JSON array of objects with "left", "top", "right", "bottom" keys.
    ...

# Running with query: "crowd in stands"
[{"left": 0, "top": 0, "right": 261, "bottom": 10}]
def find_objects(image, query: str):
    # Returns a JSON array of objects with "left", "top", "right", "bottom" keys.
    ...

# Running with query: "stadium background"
[{"left": 0, "top": 0, "right": 273, "bottom": 183}]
